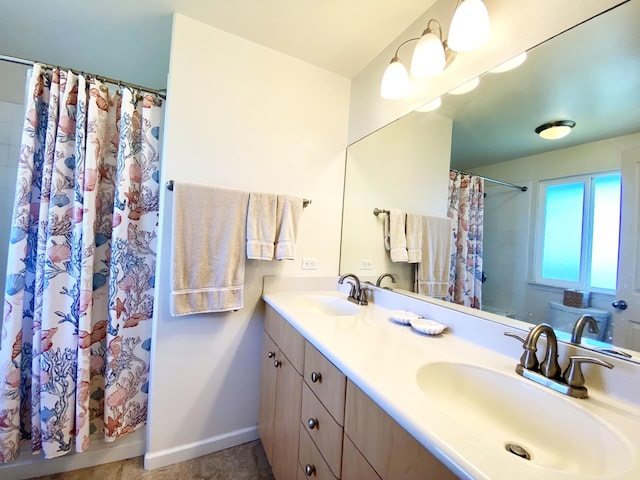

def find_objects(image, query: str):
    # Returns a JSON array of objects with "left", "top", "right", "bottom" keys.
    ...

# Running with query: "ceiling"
[
  {"left": 444, "top": 0, "right": 640, "bottom": 169},
  {"left": 0, "top": 0, "right": 436, "bottom": 80}
]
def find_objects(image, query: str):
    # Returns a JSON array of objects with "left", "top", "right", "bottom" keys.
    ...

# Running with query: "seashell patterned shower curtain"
[
  {"left": 0, "top": 64, "right": 163, "bottom": 462},
  {"left": 447, "top": 170, "right": 484, "bottom": 309}
]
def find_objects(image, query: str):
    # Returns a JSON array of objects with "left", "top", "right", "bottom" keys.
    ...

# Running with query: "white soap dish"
[
  {"left": 389, "top": 310, "right": 422, "bottom": 325},
  {"left": 410, "top": 318, "right": 447, "bottom": 335}
]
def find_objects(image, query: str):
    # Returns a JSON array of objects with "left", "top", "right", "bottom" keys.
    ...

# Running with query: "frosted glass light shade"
[
  {"left": 489, "top": 52, "right": 527, "bottom": 73},
  {"left": 416, "top": 97, "right": 442, "bottom": 112},
  {"left": 411, "top": 32, "right": 446, "bottom": 78},
  {"left": 535, "top": 121, "right": 576, "bottom": 140},
  {"left": 448, "top": 0, "right": 491, "bottom": 52},
  {"left": 380, "top": 58, "right": 410, "bottom": 99}
]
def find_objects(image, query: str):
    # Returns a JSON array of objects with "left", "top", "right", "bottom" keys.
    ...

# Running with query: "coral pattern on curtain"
[
  {"left": 446, "top": 170, "right": 484, "bottom": 308},
  {"left": 0, "top": 64, "right": 163, "bottom": 462}
]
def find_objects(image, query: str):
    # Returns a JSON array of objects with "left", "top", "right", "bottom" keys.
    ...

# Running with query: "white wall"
[
  {"left": 341, "top": 111, "right": 452, "bottom": 290},
  {"left": 348, "top": 0, "right": 625, "bottom": 144},
  {"left": 145, "top": 14, "right": 350, "bottom": 469}
]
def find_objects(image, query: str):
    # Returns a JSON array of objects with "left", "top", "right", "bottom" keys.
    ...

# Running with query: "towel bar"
[
  {"left": 165, "top": 180, "right": 311, "bottom": 207},
  {"left": 373, "top": 208, "right": 390, "bottom": 216}
]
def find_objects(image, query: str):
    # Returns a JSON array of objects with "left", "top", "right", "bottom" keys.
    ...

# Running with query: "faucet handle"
[
  {"left": 563, "top": 356, "right": 614, "bottom": 388},
  {"left": 358, "top": 287, "right": 371, "bottom": 305},
  {"left": 504, "top": 331, "right": 527, "bottom": 343}
]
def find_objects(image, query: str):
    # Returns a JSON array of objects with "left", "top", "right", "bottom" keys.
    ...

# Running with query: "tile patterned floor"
[{"left": 31, "top": 440, "right": 274, "bottom": 480}]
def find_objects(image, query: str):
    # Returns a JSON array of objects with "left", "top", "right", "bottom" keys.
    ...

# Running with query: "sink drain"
[{"left": 505, "top": 443, "right": 531, "bottom": 460}]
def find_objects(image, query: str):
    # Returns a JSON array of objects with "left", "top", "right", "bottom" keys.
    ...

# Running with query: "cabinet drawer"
[
  {"left": 301, "top": 383, "right": 343, "bottom": 477},
  {"left": 298, "top": 428, "right": 338, "bottom": 480},
  {"left": 304, "top": 342, "right": 346, "bottom": 424},
  {"left": 266, "top": 306, "right": 305, "bottom": 374},
  {"left": 341, "top": 435, "right": 381, "bottom": 480},
  {"left": 344, "top": 380, "right": 457, "bottom": 480}
]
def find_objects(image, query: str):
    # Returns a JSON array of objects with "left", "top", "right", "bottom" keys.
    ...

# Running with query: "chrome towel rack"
[
  {"left": 373, "top": 208, "right": 390, "bottom": 216},
  {"left": 165, "top": 180, "right": 312, "bottom": 207}
]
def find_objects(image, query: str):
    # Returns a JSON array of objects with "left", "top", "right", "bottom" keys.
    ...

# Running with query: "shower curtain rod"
[
  {"left": 450, "top": 168, "right": 528, "bottom": 192},
  {"left": 0, "top": 54, "right": 167, "bottom": 98}
]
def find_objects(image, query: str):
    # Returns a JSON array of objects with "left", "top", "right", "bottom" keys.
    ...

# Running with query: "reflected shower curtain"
[
  {"left": 447, "top": 170, "right": 484, "bottom": 308},
  {"left": 0, "top": 64, "right": 163, "bottom": 462}
]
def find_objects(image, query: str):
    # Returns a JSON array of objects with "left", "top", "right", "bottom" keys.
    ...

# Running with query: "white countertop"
[{"left": 263, "top": 288, "right": 640, "bottom": 480}]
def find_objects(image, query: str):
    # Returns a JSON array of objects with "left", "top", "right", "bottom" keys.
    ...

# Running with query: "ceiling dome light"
[
  {"left": 489, "top": 52, "right": 528, "bottom": 73},
  {"left": 411, "top": 20, "right": 446, "bottom": 78},
  {"left": 380, "top": 57, "right": 410, "bottom": 99},
  {"left": 448, "top": 0, "right": 491, "bottom": 52},
  {"left": 535, "top": 120, "right": 576, "bottom": 140},
  {"left": 449, "top": 77, "right": 480, "bottom": 95},
  {"left": 416, "top": 97, "right": 442, "bottom": 112}
]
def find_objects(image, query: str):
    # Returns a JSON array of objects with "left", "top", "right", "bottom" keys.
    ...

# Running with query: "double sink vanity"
[{"left": 259, "top": 276, "right": 640, "bottom": 480}]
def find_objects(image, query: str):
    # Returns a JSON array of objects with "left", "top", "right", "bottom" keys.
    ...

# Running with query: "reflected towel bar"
[{"left": 165, "top": 180, "right": 311, "bottom": 207}]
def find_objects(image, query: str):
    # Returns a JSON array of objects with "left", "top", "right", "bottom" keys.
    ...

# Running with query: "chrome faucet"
[
  {"left": 338, "top": 273, "right": 369, "bottom": 305},
  {"left": 571, "top": 315, "right": 599, "bottom": 344},
  {"left": 505, "top": 322, "right": 613, "bottom": 399},
  {"left": 520, "top": 323, "right": 561, "bottom": 379},
  {"left": 375, "top": 273, "right": 396, "bottom": 289}
]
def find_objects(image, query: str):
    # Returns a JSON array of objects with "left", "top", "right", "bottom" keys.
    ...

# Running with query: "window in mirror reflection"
[{"left": 537, "top": 172, "right": 621, "bottom": 291}]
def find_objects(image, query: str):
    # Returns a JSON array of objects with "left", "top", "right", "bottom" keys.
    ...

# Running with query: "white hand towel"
[
  {"left": 406, "top": 212, "right": 423, "bottom": 263},
  {"left": 389, "top": 209, "right": 408, "bottom": 263},
  {"left": 416, "top": 215, "right": 453, "bottom": 298},
  {"left": 275, "top": 194, "right": 304, "bottom": 260},
  {"left": 246, "top": 192, "right": 278, "bottom": 260},
  {"left": 170, "top": 182, "right": 249, "bottom": 315}
]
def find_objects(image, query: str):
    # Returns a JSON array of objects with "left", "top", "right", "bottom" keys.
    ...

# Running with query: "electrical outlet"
[
  {"left": 301, "top": 257, "right": 319, "bottom": 270},
  {"left": 359, "top": 259, "right": 374, "bottom": 270}
]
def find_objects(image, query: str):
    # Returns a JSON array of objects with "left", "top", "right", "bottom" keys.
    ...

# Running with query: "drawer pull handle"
[
  {"left": 267, "top": 351, "right": 275, "bottom": 359},
  {"left": 310, "top": 371, "right": 322, "bottom": 383},
  {"left": 305, "top": 464, "right": 316, "bottom": 476},
  {"left": 307, "top": 417, "right": 319, "bottom": 429},
  {"left": 273, "top": 359, "right": 281, "bottom": 368}
]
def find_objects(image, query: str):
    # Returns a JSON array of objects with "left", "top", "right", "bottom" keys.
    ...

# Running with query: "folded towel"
[
  {"left": 275, "top": 195, "right": 304, "bottom": 260},
  {"left": 416, "top": 215, "right": 452, "bottom": 298},
  {"left": 388, "top": 209, "right": 408, "bottom": 262},
  {"left": 246, "top": 192, "right": 278, "bottom": 260},
  {"left": 406, "top": 212, "right": 422, "bottom": 263},
  {"left": 170, "top": 182, "right": 249, "bottom": 315}
]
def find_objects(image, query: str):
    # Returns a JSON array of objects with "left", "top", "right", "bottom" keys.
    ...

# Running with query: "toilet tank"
[{"left": 548, "top": 301, "right": 610, "bottom": 341}]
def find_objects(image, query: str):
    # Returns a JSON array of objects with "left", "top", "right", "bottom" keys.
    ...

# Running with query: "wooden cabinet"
[
  {"left": 343, "top": 380, "right": 457, "bottom": 480},
  {"left": 298, "top": 342, "right": 347, "bottom": 479},
  {"left": 259, "top": 307, "right": 456, "bottom": 480},
  {"left": 259, "top": 306, "right": 305, "bottom": 480}
]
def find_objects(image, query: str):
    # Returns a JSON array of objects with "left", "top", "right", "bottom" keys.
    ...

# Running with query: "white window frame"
[{"left": 534, "top": 171, "right": 620, "bottom": 293}]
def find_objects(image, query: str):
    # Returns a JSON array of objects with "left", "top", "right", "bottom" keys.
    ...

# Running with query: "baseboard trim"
[
  {"left": 0, "top": 428, "right": 145, "bottom": 480},
  {"left": 143, "top": 425, "right": 259, "bottom": 470}
]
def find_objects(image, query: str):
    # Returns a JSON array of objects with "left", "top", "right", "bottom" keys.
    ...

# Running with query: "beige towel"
[
  {"left": 170, "top": 182, "right": 249, "bottom": 315},
  {"left": 406, "top": 212, "right": 422, "bottom": 263},
  {"left": 246, "top": 192, "right": 278, "bottom": 260},
  {"left": 416, "top": 215, "right": 453, "bottom": 298},
  {"left": 275, "top": 195, "right": 303, "bottom": 260},
  {"left": 388, "top": 209, "right": 408, "bottom": 262}
]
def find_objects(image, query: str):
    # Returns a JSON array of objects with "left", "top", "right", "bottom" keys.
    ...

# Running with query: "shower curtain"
[
  {"left": 447, "top": 170, "right": 484, "bottom": 308},
  {"left": 0, "top": 64, "right": 163, "bottom": 462}
]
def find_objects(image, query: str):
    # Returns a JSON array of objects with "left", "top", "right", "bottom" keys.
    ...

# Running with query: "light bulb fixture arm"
[{"left": 391, "top": 37, "right": 421, "bottom": 61}]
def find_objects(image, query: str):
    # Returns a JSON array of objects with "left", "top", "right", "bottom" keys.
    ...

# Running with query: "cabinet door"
[
  {"left": 344, "top": 380, "right": 457, "bottom": 480},
  {"left": 342, "top": 435, "right": 381, "bottom": 480},
  {"left": 271, "top": 346, "right": 304, "bottom": 480},
  {"left": 258, "top": 332, "right": 279, "bottom": 464}
]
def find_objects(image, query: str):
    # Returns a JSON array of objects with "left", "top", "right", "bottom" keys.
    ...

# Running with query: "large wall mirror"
[{"left": 340, "top": 0, "right": 640, "bottom": 360}]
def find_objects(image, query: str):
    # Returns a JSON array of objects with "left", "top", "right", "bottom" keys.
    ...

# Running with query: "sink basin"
[
  {"left": 292, "top": 295, "right": 360, "bottom": 316},
  {"left": 416, "top": 362, "right": 632, "bottom": 476}
]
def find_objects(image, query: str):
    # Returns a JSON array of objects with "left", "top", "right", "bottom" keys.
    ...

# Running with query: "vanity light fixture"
[
  {"left": 449, "top": 76, "right": 480, "bottom": 95},
  {"left": 535, "top": 120, "right": 576, "bottom": 140},
  {"left": 489, "top": 52, "right": 528, "bottom": 73},
  {"left": 416, "top": 96, "right": 442, "bottom": 112},
  {"left": 410, "top": 19, "right": 448, "bottom": 78},
  {"left": 448, "top": 0, "right": 491, "bottom": 52},
  {"left": 380, "top": 0, "right": 490, "bottom": 100}
]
